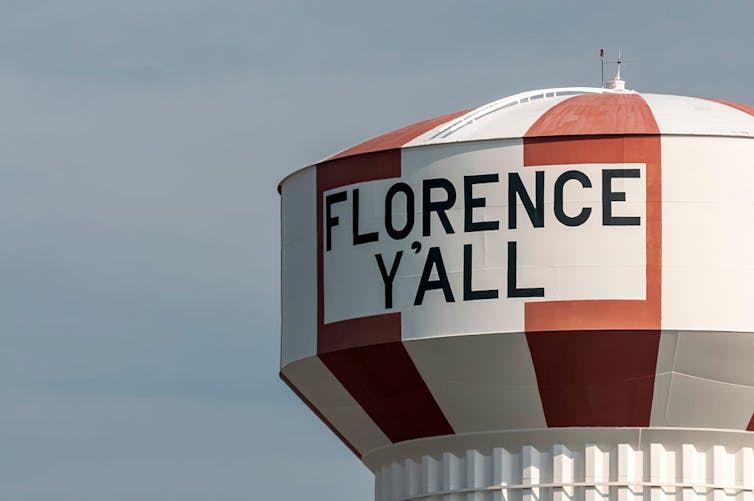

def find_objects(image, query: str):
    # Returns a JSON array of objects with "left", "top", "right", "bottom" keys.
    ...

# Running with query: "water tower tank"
[{"left": 278, "top": 84, "right": 754, "bottom": 500}]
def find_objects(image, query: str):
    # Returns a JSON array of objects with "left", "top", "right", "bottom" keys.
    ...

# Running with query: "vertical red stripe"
[
  {"left": 523, "top": 136, "right": 662, "bottom": 331},
  {"left": 523, "top": 93, "right": 662, "bottom": 427},
  {"left": 526, "top": 330, "right": 660, "bottom": 426},
  {"left": 316, "top": 150, "right": 403, "bottom": 353},
  {"left": 315, "top": 129, "right": 458, "bottom": 442}
]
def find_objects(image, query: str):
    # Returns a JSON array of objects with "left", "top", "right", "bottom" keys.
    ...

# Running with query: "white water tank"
[{"left": 279, "top": 86, "right": 754, "bottom": 500}]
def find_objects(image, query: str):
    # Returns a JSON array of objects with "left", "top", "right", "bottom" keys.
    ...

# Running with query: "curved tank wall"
[{"left": 279, "top": 88, "right": 754, "bottom": 500}]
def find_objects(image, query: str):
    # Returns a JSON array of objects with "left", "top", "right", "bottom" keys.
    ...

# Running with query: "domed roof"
[{"left": 325, "top": 87, "right": 754, "bottom": 162}]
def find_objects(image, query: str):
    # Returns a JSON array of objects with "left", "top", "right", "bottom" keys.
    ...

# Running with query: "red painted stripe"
[
  {"left": 317, "top": 313, "right": 401, "bottom": 354},
  {"left": 526, "top": 330, "right": 660, "bottom": 427},
  {"left": 315, "top": 149, "right": 454, "bottom": 443},
  {"left": 523, "top": 136, "right": 662, "bottom": 332},
  {"left": 279, "top": 371, "right": 362, "bottom": 458},
  {"left": 523, "top": 93, "right": 662, "bottom": 427},
  {"left": 705, "top": 98, "right": 754, "bottom": 117},
  {"left": 316, "top": 150, "right": 403, "bottom": 353},
  {"left": 747, "top": 413, "right": 754, "bottom": 431},
  {"left": 327, "top": 109, "right": 470, "bottom": 161},
  {"left": 319, "top": 342, "right": 453, "bottom": 443},
  {"left": 526, "top": 93, "right": 659, "bottom": 136}
]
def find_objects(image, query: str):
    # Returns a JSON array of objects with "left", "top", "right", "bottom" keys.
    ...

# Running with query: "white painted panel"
[
  {"left": 662, "top": 136, "right": 754, "bottom": 332},
  {"left": 643, "top": 93, "right": 754, "bottom": 137},
  {"left": 674, "top": 331, "right": 754, "bottom": 387},
  {"left": 650, "top": 373, "right": 674, "bottom": 427},
  {"left": 280, "top": 167, "right": 318, "bottom": 368},
  {"left": 321, "top": 140, "right": 647, "bottom": 340},
  {"left": 665, "top": 373, "right": 754, "bottom": 430},
  {"left": 404, "top": 333, "right": 546, "bottom": 432}
]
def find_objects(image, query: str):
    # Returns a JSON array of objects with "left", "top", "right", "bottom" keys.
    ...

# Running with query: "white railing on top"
[{"left": 427, "top": 87, "right": 608, "bottom": 141}]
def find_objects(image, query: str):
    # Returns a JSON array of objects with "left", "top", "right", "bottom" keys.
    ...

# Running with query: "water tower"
[{"left": 278, "top": 72, "right": 754, "bottom": 499}]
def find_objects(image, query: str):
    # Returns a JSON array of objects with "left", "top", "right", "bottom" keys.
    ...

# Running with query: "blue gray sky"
[{"left": 0, "top": 1, "right": 752, "bottom": 500}]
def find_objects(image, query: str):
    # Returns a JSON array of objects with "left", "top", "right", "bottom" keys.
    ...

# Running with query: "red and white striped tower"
[{"left": 278, "top": 77, "right": 754, "bottom": 500}]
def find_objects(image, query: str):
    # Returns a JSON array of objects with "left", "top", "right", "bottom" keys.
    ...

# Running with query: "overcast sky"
[{"left": 1, "top": 1, "right": 752, "bottom": 500}]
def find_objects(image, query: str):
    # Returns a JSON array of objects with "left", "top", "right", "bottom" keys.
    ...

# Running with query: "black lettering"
[
  {"left": 508, "top": 171, "right": 544, "bottom": 229},
  {"left": 352, "top": 188, "right": 378, "bottom": 245},
  {"left": 385, "top": 182, "right": 415, "bottom": 240},
  {"left": 422, "top": 178, "right": 456, "bottom": 236},
  {"left": 414, "top": 246, "right": 455, "bottom": 305},
  {"left": 464, "top": 174, "right": 500, "bottom": 232},
  {"left": 325, "top": 190, "right": 347, "bottom": 251},
  {"left": 507, "top": 241, "right": 544, "bottom": 298},
  {"left": 463, "top": 244, "right": 499, "bottom": 301},
  {"left": 554, "top": 170, "right": 592, "bottom": 226},
  {"left": 602, "top": 169, "right": 641, "bottom": 226},
  {"left": 375, "top": 251, "right": 403, "bottom": 309}
]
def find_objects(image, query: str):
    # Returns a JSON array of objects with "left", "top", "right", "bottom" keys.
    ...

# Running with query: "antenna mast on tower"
[
  {"left": 605, "top": 48, "right": 627, "bottom": 91},
  {"left": 616, "top": 48, "right": 622, "bottom": 81}
]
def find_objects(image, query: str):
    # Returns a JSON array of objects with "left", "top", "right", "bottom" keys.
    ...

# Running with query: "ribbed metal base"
[{"left": 375, "top": 439, "right": 753, "bottom": 501}]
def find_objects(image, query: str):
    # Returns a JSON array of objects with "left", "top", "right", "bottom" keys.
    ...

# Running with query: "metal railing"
[{"left": 426, "top": 87, "right": 609, "bottom": 141}]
